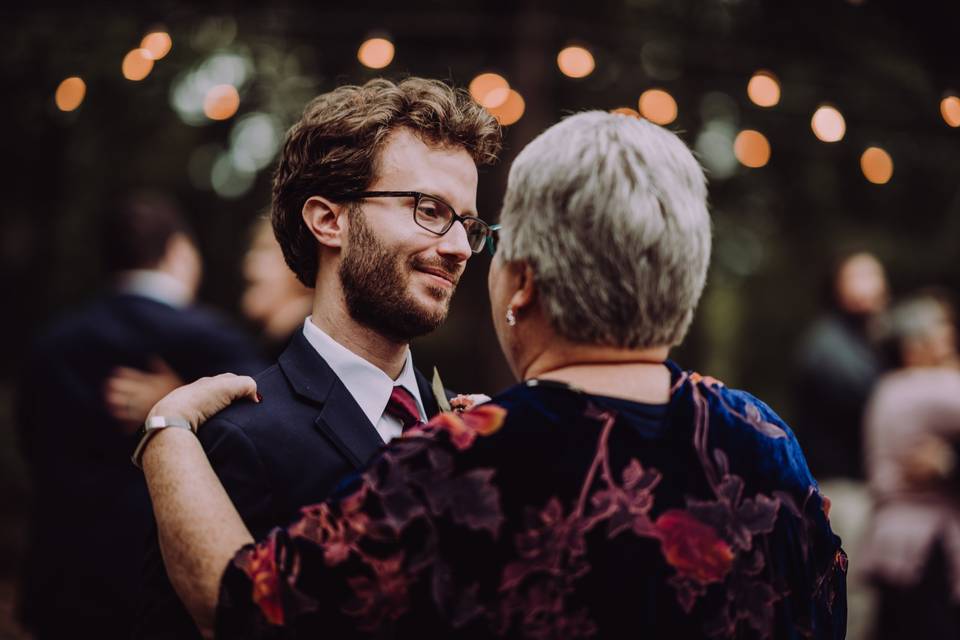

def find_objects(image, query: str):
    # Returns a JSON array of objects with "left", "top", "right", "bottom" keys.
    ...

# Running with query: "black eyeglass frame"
[{"left": 337, "top": 190, "right": 494, "bottom": 255}]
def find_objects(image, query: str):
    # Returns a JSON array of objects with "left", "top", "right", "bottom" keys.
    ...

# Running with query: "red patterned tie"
[{"left": 385, "top": 385, "right": 423, "bottom": 432}]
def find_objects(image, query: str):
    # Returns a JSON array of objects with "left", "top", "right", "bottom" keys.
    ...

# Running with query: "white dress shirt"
[
  {"left": 301, "top": 317, "right": 426, "bottom": 443},
  {"left": 115, "top": 270, "right": 192, "bottom": 308}
]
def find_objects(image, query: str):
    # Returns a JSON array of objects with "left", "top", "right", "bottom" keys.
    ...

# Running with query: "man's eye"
[{"left": 418, "top": 202, "right": 445, "bottom": 219}]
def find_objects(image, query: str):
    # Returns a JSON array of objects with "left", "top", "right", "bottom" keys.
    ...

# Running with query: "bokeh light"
[
  {"left": 122, "top": 48, "right": 154, "bottom": 81},
  {"left": 747, "top": 70, "right": 780, "bottom": 108},
  {"left": 557, "top": 46, "right": 595, "bottom": 78},
  {"left": 487, "top": 89, "right": 525, "bottom": 126},
  {"left": 860, "top": 147, "right": 894, "bottom": 184},
  {"left": 696, "top": 121, "right": 738, "bottom": 180},
  {"left": 141, "top": 32, "right": 172, "bottom": 60},
  {"left": 811, "top": 105, "right": 846, "bottom": 142},
  {"left": 357, "top": 38, "right": 395, "bottom": 69},
  {"left": 170, "top": 52, "right": 253, "bottom": 126},
  {"left": 639, "top": 89, "right": 678, "bottom": 125},
  {"left": 55, "top": 77, "right": 86, "bottom": 112},
  {"left": 610, "top": 107, "right": 641, "bottom": 118},
  {"left": 229, "top": 112, "right": 282, "bottom": 171},
  {"left": 204, "top": 84, "right": 240, "bottom": 121},
  {"left": 941, "top": 96, "right": 960, "bottom": 128},
  {"left": 733, "top": 130, "right": 771, "bottom": 168},
  {"left": 469, "top": 73, "right": 510, "bottom": 108}
]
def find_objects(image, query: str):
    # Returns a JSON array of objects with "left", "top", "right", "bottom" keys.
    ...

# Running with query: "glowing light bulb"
[
  {"left": 141, "top": 32, "right": 172, "bottom": 60},
  {"left": 639, "top": 89, "right": 677, "bottom": 125},
  {"left": 487, "top": 89, "right": 525, "bottom": 126},
  {"left": 811, "top": 105, "right": 846, "bottom": 142},
  {"left": 469, "top": 73, "right": 510, "bottom": 108},
  {"left": 122, "top": 48, "right": 154, "bottom": 81},
  {"left": 860, "top": 147, "right": 893, "bottom": 184},
  {"left": 55, "top": 76, "right": 86, "bottom": 111},
  {"left": 747, "top": 70, "right": 780, "bottom": 107},
  {"left": 941, "top": 96, "right": 960, "bottom": 128},
  {"left": 204, "top": 84, "right": 240, "bottom": 121},
  {"left": 734, "top": 130, "right": 771, "bottom": 168},
  {"left": 557, "top": 46, "right": 595, "bottom": 78},
  {"left": 357, "top": 38, "right": 394, "bottom": 69}
]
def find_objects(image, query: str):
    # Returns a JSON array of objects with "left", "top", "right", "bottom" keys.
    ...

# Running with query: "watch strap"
[{"left": 131, "top": 416, "right": 194, "bottom": 469}]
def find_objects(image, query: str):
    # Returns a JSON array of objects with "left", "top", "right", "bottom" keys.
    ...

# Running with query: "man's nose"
[{"left": 436, "top": 220, "right": 473, "bottom": 263}]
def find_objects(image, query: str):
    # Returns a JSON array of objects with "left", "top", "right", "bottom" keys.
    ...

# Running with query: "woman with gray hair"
[{"left": 139, "top": 112, "right": 845, "bottom": 638}]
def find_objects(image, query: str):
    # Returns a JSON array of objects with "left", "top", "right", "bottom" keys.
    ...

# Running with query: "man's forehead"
[{"left": 374, "top": 129, "right": 479, "bottom": 206}]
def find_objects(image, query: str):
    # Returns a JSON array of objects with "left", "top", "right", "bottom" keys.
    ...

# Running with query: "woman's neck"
[{"left": 523, "top": 344, "right": 672, "bottom": 404}]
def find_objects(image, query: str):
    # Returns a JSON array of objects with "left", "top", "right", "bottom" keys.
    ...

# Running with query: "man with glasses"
[{"left": 136, "top": 77, "right": 502, "bottom": 639}]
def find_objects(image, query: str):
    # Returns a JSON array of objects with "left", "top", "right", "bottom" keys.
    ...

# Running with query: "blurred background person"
[
  {"left": 240, "top": 213, "right": 313, "bottom": 359},
  {"left": 15, "top": 192, "right": 265, "bottom": 640},
  {"left": 794, "top": 250, "right": 890, "bottom": 481},
  {"left": 861, "top": 292, "right": 960, "bottom": 640},
  {"left": 102, "top": 214, "right": 313, "bottom": 423},
  {"left": 792, "top": 250, "right": 889, "bottom": 640}
]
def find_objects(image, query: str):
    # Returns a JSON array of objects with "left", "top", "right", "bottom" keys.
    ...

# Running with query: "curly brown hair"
[{"left": 272, "top": 77, "right": 502, "bottom": 287}]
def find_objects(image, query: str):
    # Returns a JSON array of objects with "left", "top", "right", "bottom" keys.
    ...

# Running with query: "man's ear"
[
  {"left": 508, "top": 261, "right": 537, "bottom": 314},
  {"left": 302, "top": 196, "right": 347, "bottom": 249}
]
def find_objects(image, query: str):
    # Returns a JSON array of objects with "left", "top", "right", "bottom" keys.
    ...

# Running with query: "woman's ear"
[
  {"left": 302, "top": 196, "right": 346, "bottom": 249},
  {"left": 508, "top": 261, "right": 537, "bottom": 314}
]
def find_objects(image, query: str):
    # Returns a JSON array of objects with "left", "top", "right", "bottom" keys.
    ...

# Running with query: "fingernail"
[{"left": 255, "top": 392, "right": 262, "bottom": 403}]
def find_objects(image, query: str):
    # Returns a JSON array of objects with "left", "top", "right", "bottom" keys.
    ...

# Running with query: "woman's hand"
[{"left": 149, "top": 373, "right": 259, "bottom": 432}]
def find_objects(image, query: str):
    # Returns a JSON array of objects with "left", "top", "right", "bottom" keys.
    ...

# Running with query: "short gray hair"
[{"left": 498, "top": 111, "right": 712, "bottom": 348}]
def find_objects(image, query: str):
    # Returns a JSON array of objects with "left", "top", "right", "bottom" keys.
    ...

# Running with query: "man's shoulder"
[{"left": 205, "top": 363, "right": 311, "bottom": 432}]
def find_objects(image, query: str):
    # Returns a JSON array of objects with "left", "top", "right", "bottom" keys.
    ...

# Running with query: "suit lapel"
[{"left": 278, "top": 332, "right": 384, "bottom": 470}]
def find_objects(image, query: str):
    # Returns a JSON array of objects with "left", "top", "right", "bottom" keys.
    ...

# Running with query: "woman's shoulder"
[{"left": 680, "top": 371, "right": 818, "bottom": 491}]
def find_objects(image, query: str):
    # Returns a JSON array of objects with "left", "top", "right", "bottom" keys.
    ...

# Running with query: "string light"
[
  {"left": 610, "top": 107, "right": 641, "bottom": 118},
  {"left": 639, "top": 89, "right": 678, "bottom": 125},
  {"left": 733, "top": 130, "right": 771, "bottom": 168},
  {"left": 141, "top": 32, "right": 172, "bottom": 60},
  {"left": 204, "top": 84, "right": 240, "bottom": 121},
  {"left": 861, "top": 147, "right": 894, "bottom": 184},
  {"left": 122, "top": 48, "right": 154, "bottom": 81},
  {"left": 487, "top": 90, "right": 525, "bottom": 126},
  {"left": 55, "top": 77, "right": 86, "bottom": 112},
  {"left": 941, "top": 96, "right": 960, "bottom": 128},
  {"left": 469, "top": 73, "right": 510, "bottom": 108},
  {"left": 747, "top": 70, "right": 780, "bottom": 107},
  {"left": 811, "top": 105, "right": 845, "bottom": 142},
  {"left": 557, "top": 46, "right": 595, "bottom": 78},
  {"left": 357, "top": 38, "right": 394, "bottom": 69}
]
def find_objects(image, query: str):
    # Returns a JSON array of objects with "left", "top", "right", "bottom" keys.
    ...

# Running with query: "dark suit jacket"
[
  {"left": 136, "top": 330, "right": 454, "bottom": 639},
  {"left": 16, "top": 292, "right": 264, "bottom": 639}
]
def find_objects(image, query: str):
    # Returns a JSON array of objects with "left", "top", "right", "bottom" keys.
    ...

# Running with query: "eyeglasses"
[
  {"left": 486, "top": 224, "right": 501, "bottom": 256},
  {"left": 338, "top": 191, "right": 494, "bottom": 255}
]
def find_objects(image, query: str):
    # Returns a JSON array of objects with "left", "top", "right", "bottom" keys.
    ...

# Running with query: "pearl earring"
[{"left": 505, "top": 307, "right": 517, "bottom": 327}]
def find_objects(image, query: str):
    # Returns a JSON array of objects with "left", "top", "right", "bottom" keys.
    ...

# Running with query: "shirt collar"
[
  {"left": 301, "top": 317, "right": 426, "bottom": 426},
  {"left": 114, "top": 270, "right": 192, "bottom": 308}
]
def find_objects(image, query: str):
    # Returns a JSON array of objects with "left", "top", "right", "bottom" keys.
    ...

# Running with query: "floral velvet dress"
[{"left": 217, "top": 363, "right": 847, "bottom": 639}]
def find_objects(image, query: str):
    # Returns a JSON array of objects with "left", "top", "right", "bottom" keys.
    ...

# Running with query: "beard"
[{"left": 339, "top": 211, "right": 460, "bottom": 342}]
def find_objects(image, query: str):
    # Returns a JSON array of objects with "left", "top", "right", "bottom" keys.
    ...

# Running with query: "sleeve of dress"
[
  {"left": 726, "top": 390, "right": 848, "bottom": 638},
  {"left": 774, "top": 483, "right": 848, "bottom": 639}
]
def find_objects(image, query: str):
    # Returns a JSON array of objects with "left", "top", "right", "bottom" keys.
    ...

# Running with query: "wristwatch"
[{"left": 131, "top": 415, "right": 194, "bottom": 469}]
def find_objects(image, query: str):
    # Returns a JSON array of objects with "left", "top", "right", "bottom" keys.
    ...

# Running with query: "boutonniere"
[
  {"left": 432, "top": 367, "right": 491, "bottom": 414},
  {"left": 432, "top": 367, "right": 452, "bottom": 412}
]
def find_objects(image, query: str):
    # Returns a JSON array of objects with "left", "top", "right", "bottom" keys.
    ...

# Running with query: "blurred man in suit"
[
  {"left": 16, "top": 192, "right": 265, "bottom": 640},
  {"left": 136, "top": 77, "right": 501, "bottom": 638}
]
